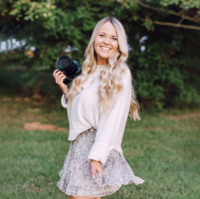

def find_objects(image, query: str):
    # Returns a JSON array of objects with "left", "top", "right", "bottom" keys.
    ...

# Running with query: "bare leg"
[{"left": 70, "top": 196, "right": 101, "bottom": 199}]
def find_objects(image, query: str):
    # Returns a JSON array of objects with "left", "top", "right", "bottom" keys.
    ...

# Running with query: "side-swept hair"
[{"left": 66, "top": 17, "right": 140, "bottom": 121}]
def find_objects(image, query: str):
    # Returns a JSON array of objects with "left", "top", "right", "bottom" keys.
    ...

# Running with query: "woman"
[{"left": 53, "top": 16, "right": 145, "bottom": 198}]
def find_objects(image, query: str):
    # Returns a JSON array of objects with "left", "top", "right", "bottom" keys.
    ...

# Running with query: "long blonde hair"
[{"left": 66, "top": 17, "right": 141, "bottom": 121}]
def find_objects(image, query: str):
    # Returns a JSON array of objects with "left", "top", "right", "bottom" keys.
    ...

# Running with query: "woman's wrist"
[
  {"left": 91, "top": 159, "right": 101, "bottom": 164},
  {"left": 62, "top": 89, "right": 68, "bottom": 95},
  {"left": 62, "top": 91, "right": 68, "bottom": 103}
]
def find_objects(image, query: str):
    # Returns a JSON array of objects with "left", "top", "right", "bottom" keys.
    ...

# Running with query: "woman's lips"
[{"left": 100, "top": 46, "right": 111, "bottom": 51}]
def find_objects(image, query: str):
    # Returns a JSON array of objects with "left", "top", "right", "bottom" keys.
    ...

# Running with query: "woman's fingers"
[
  {"left": 53, "top": 70, "right": 69, "bottom": 94},
  {"left": 59, "top": 73, "right": 67, "bottom": 83},
  {"left": 53, "top": 70, "right": 67, "bottom": 85},
  {"left": 54, "top": 71, "right": 61, "bottom": 82},
  {"left": 53, "top": 69, "right": 59, "bottom": 78},
  {"left": 58, "top": 73, "right": 64, "bottom": 81},
  {"left": 55, "top": 71, "right": 64, "bottom": 83},
  {"left": 93, "top": 168, "right": 103, "bottom": 178},
  {"left": 61, "top": 75, "right": 67, "bottom": 83},
  {"left": 97, "top": 168, "right": 103, "bottom": 178},
  {"left": 91, "top": 162, "right": 104, "bottom": 179},
  {"left": 91, "top": 167, "right": 96, "bottom": 178}
]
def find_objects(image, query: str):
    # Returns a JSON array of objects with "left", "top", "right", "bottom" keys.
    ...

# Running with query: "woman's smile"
[
  {"left": 94, "top": 21, "right": 119, "bottom": 65},
  {"left": 100, "top": 46, "right": 111, "bottom": 51}
]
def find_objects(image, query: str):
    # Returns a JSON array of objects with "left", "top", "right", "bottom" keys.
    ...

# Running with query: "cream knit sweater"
[{"left": 61, "top": 64, "right": 132, "bottom": 166}]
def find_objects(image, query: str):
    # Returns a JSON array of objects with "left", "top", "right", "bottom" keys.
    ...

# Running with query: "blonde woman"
[{"left": 53, "top": 16, "right": 145, "bottom": 198}]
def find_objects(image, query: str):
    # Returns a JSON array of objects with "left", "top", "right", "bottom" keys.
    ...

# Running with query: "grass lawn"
[{"left": 0, "top": 98, "right": 200, "bottom": 199}]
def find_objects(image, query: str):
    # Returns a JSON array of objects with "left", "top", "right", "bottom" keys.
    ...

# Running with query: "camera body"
[{"left": 56, "top": 55, "right": 82, "bottom": 85}]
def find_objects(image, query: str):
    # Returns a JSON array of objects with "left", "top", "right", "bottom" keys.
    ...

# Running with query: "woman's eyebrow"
[{"left": 99, "top": 32, "right": 117, "bottom": 37}]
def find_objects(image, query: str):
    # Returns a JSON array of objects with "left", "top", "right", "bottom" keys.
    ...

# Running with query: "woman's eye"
[
  {"left": 112, "top": 38, "right": 117, "bottom": 40},
  {"left": 99, "top": 34, "right": 104, "bottom": 37}
]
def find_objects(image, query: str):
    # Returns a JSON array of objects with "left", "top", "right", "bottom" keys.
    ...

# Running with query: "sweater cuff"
[
  {"left": 61, "top": 94, "right": 68, "bottom": 109},
  {"left": 87, "top": 143, "right": 111, "bottom": 167}
]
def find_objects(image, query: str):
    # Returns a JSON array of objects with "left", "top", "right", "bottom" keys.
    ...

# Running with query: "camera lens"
[
  {"left": 60, "top": 58, "right": 68, "bottom": 66},
  {"left": 57, "top": 55, "right": 72, "bottom": 70}
]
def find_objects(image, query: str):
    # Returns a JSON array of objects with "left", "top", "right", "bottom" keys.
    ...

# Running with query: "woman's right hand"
[
  {"left": 53, "top": 69, "right": 69, "bottom": 95},
  {"left": 91, "top": 160, "right": 104, "bottom": 178}
]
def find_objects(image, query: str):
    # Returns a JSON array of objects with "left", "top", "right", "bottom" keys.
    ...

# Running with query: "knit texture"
[{"left": 61, "top": 65, "right": 132, "bottom": 166}]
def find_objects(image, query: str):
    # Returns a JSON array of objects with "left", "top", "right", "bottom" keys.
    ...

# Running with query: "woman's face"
[{"left": 94, "top": 21, "right": 119, "bottom": 65}]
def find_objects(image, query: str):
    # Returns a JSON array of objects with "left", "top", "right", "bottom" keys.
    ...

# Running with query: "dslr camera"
[{"left": 56, "top": 55, "right": 82, "bottom": 85}]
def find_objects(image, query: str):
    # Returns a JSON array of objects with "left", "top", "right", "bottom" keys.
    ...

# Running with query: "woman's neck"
[{"left": 97, "top": 57, "right": 108, "bottom": 66}]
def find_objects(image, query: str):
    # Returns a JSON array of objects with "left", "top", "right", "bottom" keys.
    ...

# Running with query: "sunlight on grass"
[{"left": 0, "top": 100, "right": 200, "bottom": 199}]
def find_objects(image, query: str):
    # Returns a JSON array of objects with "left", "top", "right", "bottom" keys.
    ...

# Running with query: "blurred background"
[{"left": 0, "top": 0, "right": 200, "bottom": 198}]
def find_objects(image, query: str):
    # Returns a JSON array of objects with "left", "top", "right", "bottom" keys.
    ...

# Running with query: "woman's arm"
[
  {"left": 61, "top": 94, "right": 68, "bottom": 108},
  {"left": 53, "top": 69, "right": 69, "bottom": 108},
  {"left": 87, "top": 68, "right": 132, "bottom": 166}
]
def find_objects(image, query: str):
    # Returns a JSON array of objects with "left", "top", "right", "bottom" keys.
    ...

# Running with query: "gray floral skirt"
[{"left": 57, "top": 127, "right": 145, "bottom": 197}]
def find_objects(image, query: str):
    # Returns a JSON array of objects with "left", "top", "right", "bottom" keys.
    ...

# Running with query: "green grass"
[{"left": 0, "top": 99, "right": 200, "bottom": 199}]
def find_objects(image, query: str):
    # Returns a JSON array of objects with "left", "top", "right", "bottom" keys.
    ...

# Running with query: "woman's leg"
[{"left": 70, "top": 196, "right": 101, "bottom": 199}]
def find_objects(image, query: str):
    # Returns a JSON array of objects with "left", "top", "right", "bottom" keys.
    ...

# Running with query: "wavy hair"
[{"left": 66, "top": 17, "right": 140, "bottom": 121}]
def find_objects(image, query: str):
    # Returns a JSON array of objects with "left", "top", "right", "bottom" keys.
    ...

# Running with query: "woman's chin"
[{"left": 98, "top": 53, "right": 110, "bottom": 60}]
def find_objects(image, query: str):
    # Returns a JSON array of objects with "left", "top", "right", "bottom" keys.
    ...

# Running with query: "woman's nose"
[{"left": 103, "top": 37, "right": 110, "bottom": 45}]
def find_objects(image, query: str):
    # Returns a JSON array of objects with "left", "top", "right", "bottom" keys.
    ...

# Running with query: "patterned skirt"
[{"left": 57, "top": 127, "right": 145, "bottom": 197}]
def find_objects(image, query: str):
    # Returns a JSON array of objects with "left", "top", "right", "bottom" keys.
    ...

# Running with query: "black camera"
[{"left": 56, "top": 55, "right": 82, "bottom": 85}]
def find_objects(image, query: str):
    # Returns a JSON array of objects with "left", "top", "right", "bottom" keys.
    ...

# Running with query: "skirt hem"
[{"left": 57, "top": 178, "right": 145, "bottom": 197}]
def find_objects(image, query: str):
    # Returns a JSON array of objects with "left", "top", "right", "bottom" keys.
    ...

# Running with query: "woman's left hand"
[{"left": 91, "top": 160, "right": 104, "bottom": 178}]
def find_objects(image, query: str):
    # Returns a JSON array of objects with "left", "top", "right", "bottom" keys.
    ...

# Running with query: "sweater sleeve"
[
  {"left": 87, "top": 68, "right": 132, "bottom": 166},
  {"left": 61, "top": 94, "right": 68, "bottom": 109}
]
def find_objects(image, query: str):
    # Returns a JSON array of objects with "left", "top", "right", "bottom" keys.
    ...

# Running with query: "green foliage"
[
  {"left": 0, "top": 0, "right": 200, "bottom": 109},
  {"left": 160, "top": 0, "right": 200, "bottom": 9},
  {"left": 129, "top": 26, "right": 200, "bottom": 108},
  {"left": 142, "top": 17, "right": 154, "bottom": 31}
]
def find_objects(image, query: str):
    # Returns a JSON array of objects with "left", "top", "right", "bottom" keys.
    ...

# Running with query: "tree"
[{"left": 0, "top": 0, "right": 200, "bottom": 109}]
